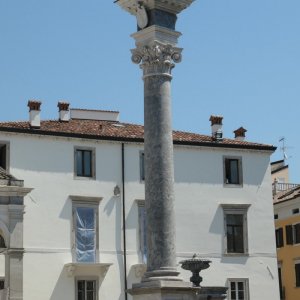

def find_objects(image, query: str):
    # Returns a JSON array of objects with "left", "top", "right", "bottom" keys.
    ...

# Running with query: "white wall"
[{"left": 0, "top": 132, "right": 280, "bottom": 300}]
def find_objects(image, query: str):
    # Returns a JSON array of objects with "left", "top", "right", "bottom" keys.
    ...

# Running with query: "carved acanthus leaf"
[{"left": 131, "top": 42, "right": 182, "bottom": 76}]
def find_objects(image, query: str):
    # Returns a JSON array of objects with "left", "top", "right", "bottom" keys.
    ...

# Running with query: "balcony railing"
[{"left": 273, "top": 182, "right": 300, "bottom": 195}]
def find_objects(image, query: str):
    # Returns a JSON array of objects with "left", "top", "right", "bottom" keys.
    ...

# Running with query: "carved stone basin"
[{"left": 179, "top": 254, "right": 212, "bottom": 287}]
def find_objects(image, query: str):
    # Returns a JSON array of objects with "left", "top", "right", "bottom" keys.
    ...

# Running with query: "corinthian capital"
[{"left": 131, "top": 42, "right": 182, "bottom": 77}]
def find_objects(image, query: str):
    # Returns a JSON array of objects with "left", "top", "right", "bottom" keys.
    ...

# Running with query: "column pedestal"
[{"left": 128, "top": 280, "right": 198, "bottom": 300}]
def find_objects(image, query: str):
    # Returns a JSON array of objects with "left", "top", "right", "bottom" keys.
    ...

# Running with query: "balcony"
[{"left": 273, "top": 182, "right": 300, "bottom": 195}]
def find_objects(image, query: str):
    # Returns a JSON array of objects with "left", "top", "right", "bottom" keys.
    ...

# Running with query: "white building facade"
[{"left": 0, "top": 102, "right": 280, "bottom": 300}]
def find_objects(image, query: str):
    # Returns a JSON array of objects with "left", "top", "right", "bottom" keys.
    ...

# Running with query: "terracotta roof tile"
[
  {"left": 274, "top": 186, "right": 300, "bottom": 203},
  {"left": 0, "top": 119, "right": 275, "bottom": 151}
]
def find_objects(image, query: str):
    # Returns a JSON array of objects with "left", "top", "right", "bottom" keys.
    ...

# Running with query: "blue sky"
[{"left": 0, "top": 0, "right": 299, "bottom": 182}]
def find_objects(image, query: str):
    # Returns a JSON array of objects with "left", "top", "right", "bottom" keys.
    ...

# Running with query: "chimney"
[
  {"left": 234, "top": 127, "right": 247, "bottom": 141},
  {"left": 58, "top": 101, "right": 70, "bottom": 122},
  {"left": 28, "top": 100, "right": 41, "bottom": 128},
  {"left": 209, "top": 115, "right": 223, "bottom": 141}
]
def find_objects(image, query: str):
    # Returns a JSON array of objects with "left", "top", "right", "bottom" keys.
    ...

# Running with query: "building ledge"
[{"left": 64, "top": 262, "right": 112, "bottom": 278}]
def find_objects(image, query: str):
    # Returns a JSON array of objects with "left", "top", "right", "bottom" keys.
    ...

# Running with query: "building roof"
[
  {"left": 274, "top": 186, "right": 300, "bottom": 204},
  {"left": 0, "top": 119, "right": 276, "bottom": 151}
]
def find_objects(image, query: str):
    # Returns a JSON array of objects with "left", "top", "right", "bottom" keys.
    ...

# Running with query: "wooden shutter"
[
  {"left": 286, "top": 225, "right": 294, "bottom": 245},
  {"left": 276, "top": 228, "right": 284, "bottom": 248}
]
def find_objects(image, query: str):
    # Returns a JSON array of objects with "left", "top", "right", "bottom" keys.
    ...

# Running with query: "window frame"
[
  {"left": 136, "top": 200, "right": 147, "bottom": 263},
  {"left": 222, "top": 204, "right": 250, "bottom": 256},
  {"left": 75, "top": 277, "right": 98, "bottom": 300},
  {"left": 227, "top": 278, "right": 249, "bottom": 300},
  {"left": 74, "top": 146, "right": 96, "bottom": 179},
  {"left": 71, "top": 196, "right": 101, "bottom": 263},
  {"left": 223, "top": 156, "right": 243, "bottom": 187}
]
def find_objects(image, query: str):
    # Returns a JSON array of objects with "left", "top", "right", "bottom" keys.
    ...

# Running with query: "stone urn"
[{"left": 180, "top": 254, "right": 212, "bottom": 287}]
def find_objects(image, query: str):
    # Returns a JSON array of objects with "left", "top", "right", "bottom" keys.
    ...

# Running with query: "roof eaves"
[{"left": 0, "top": 127, "right": 276, "bottom": 151}]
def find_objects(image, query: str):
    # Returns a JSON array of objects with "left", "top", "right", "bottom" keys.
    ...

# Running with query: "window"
[
  {"left": 227, "top": 279, "right": 249, "bottom": 300},
  {"left": 137, "top": 201, "right": 147, "bottom": 263},
  {"left": 0, "top": 234, "right": 6, "bottom": 248},
  {"left": 76, "top": 279, "right": 97, "bottom": 300},
  {"left": 276, "top": 228, "right": 284, "bottom": 248},
  {"left": 286, "top": 223, "right": 300, "bottom": 245},
  {"left": 293, "top": 208, "right": 299, "bottom": 215},
  {"left": 295, "top": 262, "right": 300, "bottom": 287},
  {"left": 224, "top": 157, "right": 242, "bottom": 185},
  {"left": 74, "top": 147, "right": 95, "bottom": 178},
  {"left": 222, "top": 204, "right": 250, "bottom": 255},
  {"left": 0, "top": 142, "right": 9, "bottom": 171},
  {"left": 274, "top": 214, "right": 279, "bottom": 220},
  {"left": 139, "top": 151, "right": 145, "bottom": 181},
  {"left": 71, "top": 197, "right": 101, "bottom": 263},
  {"left": 0, "top": 278, "right": 4, "bottom": 290},
  {"left": 278, "top": 265, "right": 284, "bottom": 300}
]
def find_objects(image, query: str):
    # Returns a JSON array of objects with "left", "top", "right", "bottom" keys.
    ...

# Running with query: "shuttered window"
[
  {"left": 286, "top": 225, "right": 293, "bottom": 245},
  {"left": 276, "top": 228, "right": 284, "bottom": 248}
]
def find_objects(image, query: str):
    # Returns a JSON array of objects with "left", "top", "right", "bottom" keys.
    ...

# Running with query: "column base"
[
  {"left": 128, "top": 280, "right": 228, "bottom": 300},
  {"left": 142, "top": 267, "right": 182, "bottom": 282},
  {"left": 128, "top": 280, "right": 198, "bottom": 300}
]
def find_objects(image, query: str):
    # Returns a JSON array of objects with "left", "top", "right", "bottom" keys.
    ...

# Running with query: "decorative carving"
[{"left": 131, "top": 42, "right": 182, "bottom": 77}]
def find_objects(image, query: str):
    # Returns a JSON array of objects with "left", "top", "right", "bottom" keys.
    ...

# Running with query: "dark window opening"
[
  {"left": 295, "top": 264, "right": 300, "bottom": 287},
  {"left": 140, "top": 151, "right": 145, "bottom": 181},
  {"left": 77, "top": 280, "right": 96, "bottom": 300},
  {"left": 274, "top": 214, "right": 279, "bottom": 219},
  {"left": 0, "top": 235, "right": 6, "bottom": 248},
  {"left": 225, "top": 158, "right": 241, "bottom": 185},
  {"left": 276, "top": 228, "right": 284, "bottom": 248},
  {"left": 286, "top": 225, "right": 293, "bottom": 245},
  {"left": 278, "top": 267, "right": 284, "bottom": 300},
  {"left": 226, "top": 214, "right": 244, "bottom": 253},
  {"left": 293, "top": 208, "right": 299, "bottom": 215},
  {"left": 285, "top": 224, "right": 300, "bottom": 245},
  {"left": 0, "top": 144, "right": 7, "bottom": 170},
  {"left": 75, "top": 149, "right": 93, "bottom": 177},
  {"left": 229, "top": 280, "right": 247, "bottom": 300}
]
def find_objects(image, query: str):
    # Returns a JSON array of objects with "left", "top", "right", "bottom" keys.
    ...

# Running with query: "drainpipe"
[{"left": 121, "top": 143, "right": 128, "bottom": 300}]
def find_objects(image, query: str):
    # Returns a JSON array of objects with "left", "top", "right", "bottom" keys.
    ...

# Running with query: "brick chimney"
[
  {"left": 28, "top": 100, "right": 41, "bottom": 128},
  {"left": 57, "top": 101, "right": 70, "bottom": 122},
  {"left": 209, "top": 115, "right": 223, "bottom": 141},
  {"left": 234, "top": 127, "right": 247, "bottom": 141}
]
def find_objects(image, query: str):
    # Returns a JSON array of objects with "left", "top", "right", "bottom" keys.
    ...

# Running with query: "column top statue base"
[
  {"left": 117, "top": 0, "right": 195, "bottom": 15},
  {"left": 131, "top": 25, "right": 181, "bottom": 47}
]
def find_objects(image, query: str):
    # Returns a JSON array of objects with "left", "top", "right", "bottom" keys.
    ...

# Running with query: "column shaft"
[{"left": 144, "top": 74, "right": 177, "bottom": 278}]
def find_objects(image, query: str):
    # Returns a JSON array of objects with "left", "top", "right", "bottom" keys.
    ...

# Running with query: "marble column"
[{"left": 131, "top": 41, "right": 182, "bottom": 281}]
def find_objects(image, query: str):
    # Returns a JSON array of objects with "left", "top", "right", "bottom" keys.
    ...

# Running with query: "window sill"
[
  {"left": 65, "top": 262, "right": 112, "bottom": 277},
  {"left": 223, "top": 253, "right": 249, "bottom": 257},
  {"left": 74, "top": 176, "right": 96, "bottom": 181},
  {"left": 223, "top": 183, "right": 243, "bottom": 188}
]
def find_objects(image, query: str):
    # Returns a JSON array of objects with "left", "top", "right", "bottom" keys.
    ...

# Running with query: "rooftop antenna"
[{"left": 279, "top": 137, "right": 292, "bottom": 162}]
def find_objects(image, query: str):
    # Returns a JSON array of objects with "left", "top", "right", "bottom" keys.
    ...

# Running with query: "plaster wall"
[
  {"left": 0, "top": 132, "right": 280, "bottom": 300},
  {"left": 275, "top": 199, "right": 300, "bottom": 300}
]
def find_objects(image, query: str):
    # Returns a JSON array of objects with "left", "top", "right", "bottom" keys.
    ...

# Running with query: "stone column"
[
  {"left": 6, "top": 204, "right": 25, "bottom": 300},
  {"left": 131, "top": 41, "right": 182, "bottom": 281}
]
